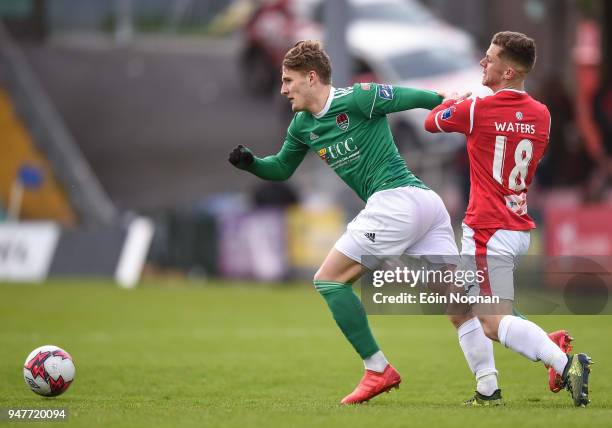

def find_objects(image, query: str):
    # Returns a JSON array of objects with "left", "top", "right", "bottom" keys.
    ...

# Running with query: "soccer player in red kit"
[{"left": 425, "top": 31, "right": 592, "bottom": 407}]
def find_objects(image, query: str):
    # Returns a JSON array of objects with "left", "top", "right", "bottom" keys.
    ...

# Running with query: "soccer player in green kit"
[{"left": 229, "top": 40, "right": 460, "bottom": 404}]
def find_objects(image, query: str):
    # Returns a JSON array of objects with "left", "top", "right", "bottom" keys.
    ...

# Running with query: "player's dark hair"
[
  {"left": 283, "top": 40, "right": 332, "bottom": 85},
  {"left": 492, "top": 31, "right": 537, "bottom": 73}
]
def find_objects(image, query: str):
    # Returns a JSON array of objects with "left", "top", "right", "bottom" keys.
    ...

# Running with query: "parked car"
[
  {"left": 347, "top": 21, "right": 492, "bottom": 150},
  {"left": 240, "top": 0, "right": 490, "bottom": 149},
  {"left": 240, "top": 0, "right": 437, "bottom": 96}
]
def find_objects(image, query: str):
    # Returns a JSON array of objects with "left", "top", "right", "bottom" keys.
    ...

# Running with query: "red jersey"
[{"left": 425, "top": 89, "right": 550, "bottom": 230}]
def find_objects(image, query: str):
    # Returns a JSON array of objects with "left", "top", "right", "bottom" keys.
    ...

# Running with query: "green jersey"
[{"left": 247, "top": 83, "right": 442, "bottom": 202}]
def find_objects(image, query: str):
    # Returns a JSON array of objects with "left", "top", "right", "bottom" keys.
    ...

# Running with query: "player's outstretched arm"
[
  {"left": 424, "top": 101, "right": 453, "bottom": 133},
  {"left": 384, "top": 86, "right": 444, "bottom": 113},
  {"left": 228, "top": 140, "right": 308, "bottom": 181},
  {"left": 424, "top": 95, "right": 473, "bottom": 135},
  {"left": 355, "top": 83, "right": 447, "bottom": 118},
  {"left": 437, "top": 91, "right": 472, "bottom": 104}
]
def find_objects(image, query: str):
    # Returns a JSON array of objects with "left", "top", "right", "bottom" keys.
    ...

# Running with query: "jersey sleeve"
[
  {"left": 424, "top": 97, "right": 474, "bottom": 135},
  {"left": 247, "top": 116, "right": 309, "bottom": 181},
  {"left": 352, "top": 82, "right": 443, "bottom": 119}
]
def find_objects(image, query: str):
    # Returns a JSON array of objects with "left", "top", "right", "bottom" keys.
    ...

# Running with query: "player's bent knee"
[
  {"left": 313, "top": 268, "right": 329, "bottom": 283},
  {"left": 313, "top": 269, "right": 344, "bottom": 284},
  {"left": 447, "top": 313, "right": 473, "bottom": 329},
  {"left": 313, "top": 261, "right": 363, "bottom": 284},
  {"left": 478, "top": 317, "right": 500, "bottom": 341}
]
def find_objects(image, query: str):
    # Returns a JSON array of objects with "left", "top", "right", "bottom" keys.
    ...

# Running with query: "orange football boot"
[
  {"left": 340, "top": 364, "right": 401, "bottom": 404},
  {"left": 547, "top": 330, "right": 574, "bottom": 392}
]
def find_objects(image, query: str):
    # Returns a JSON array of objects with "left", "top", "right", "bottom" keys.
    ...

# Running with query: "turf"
[{"left": 0, "top": 280, "right": 610, "bottom": 427}]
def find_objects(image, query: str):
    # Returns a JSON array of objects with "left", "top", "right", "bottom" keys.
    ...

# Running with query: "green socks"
[{"left": 314, "top": 280, "right": 380, "bottom": 359}]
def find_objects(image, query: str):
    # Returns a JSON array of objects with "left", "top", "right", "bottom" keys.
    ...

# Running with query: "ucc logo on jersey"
[
  {"left": 336, "top": 113, "right": 350, "bottom": 131},
  {"left": 441, "top": 106, "right": 455, "bottom": 120},
  {"left": 318, "top": 137, "right": 358, "bottom": 164}
]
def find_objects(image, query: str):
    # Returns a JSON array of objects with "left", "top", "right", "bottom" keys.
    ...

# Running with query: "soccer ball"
[{"left": 23, "top": 345, "right": 75, "bottom": 397}]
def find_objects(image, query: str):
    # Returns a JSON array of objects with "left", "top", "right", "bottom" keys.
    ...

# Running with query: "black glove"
[{"left": 228, "top": 144, "right": 254, "bottom": 170}]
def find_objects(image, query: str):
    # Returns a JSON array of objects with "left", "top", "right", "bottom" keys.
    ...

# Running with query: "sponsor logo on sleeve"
[
  {"left": 336, "top": 112, "right": 350, "bottom": 131},
  {"left": 378, "top": 84, "right": 394, "bottom": 100},
  {"left": 441, "top": 106, "right": 455, "bottom": 120}
]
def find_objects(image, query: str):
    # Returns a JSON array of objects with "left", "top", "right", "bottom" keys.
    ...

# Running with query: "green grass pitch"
[{"left": 1, "top": 280, "right": 611, "bottom": 427}]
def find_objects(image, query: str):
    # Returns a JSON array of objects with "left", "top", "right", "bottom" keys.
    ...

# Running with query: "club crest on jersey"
[
  {"left": 336, "top": 112, "right": 350, "bottom": 131},
  {"left": 360, "top": 83, "right": 371, "bottom": 90},
  {"left": 441, "top": 106, "right": 455, "bottom": 120},
  {"left": 318, "top": 148, "right": 327, "bottom": 161},
  {"left": 516, "top": 111, "right": 523, "bottom": 120},
  {"left": 378, "top": 84, "right": 394, "bottom": 100}
]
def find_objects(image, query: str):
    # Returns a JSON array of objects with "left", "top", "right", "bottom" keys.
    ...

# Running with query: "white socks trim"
[
  {"left": 458, "top": 317, "right": 499, "bottom": 395},
  {"left": 498, "top": 315, "right": 569, "bottom": 375},
  {"left": 364, "top": 350, "right": 388, "bottom": 373}
]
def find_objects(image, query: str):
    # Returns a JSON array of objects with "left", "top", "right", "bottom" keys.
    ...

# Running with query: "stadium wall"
[{"left": 0, "top": 217, "right": 154, "bottom": 288}]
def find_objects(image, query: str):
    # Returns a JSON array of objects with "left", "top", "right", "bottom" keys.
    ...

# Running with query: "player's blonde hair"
[
  {"left": 492, "top": 31, "right": 537, "bottom": 73},
  {"left": 282, "top": 40, "right": 332, "bottom": 85}
]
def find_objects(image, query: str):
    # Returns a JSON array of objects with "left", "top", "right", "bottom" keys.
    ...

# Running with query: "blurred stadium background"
[
  {"left": 0, "top": 0, "right": 611, "bottom": 284},
  {"left": 0, "top": 1, "right": 611, "bottom": 424}
]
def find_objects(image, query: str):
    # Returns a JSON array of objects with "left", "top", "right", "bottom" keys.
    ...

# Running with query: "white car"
[
  {"left": 303, "top": 0, "right": 438, "bottom": 26},
  {"left": 247, "top": 0, "right": 489, "bottom": 151},
  {"left": 347, "top": 21, "right": 492, "bottom": 152},
  {"left": 243, "top": 0, "right": 458, "bottom": 96}
]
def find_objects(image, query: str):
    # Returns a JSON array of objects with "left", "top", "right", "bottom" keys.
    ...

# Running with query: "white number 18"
[{"left": 492, "top": 136, "right": 533, "bottom": 191}]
